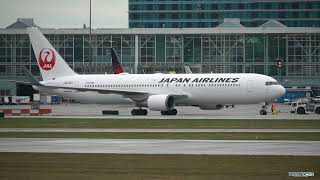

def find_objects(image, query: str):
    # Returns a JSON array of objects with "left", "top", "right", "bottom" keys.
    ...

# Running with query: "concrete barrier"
[{"left": 1, "top": 109, "right": 52, "bottom": 116}]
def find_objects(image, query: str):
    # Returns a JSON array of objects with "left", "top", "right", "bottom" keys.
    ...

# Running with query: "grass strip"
[
  {"left": 1, "top": 132, "right": 320, "bottom": 140},
  {"left": 1, "top": 118, "right": 320, "bottom": 129},
  {"left": 0, "top": 153, "right": 319, "bottom": 180}
]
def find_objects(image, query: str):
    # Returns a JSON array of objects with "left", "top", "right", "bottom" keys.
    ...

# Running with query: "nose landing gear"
[
  {"left": 260, "top": 109, "right": 267, "bottom": 115},
  {"left": 259, "top": 103, "right": 269, "bottom": 115}
]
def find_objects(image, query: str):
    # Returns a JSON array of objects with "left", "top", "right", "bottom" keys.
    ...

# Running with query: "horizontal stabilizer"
[{"left": 21, "top": 66, "right": 43, "bottom": 86}]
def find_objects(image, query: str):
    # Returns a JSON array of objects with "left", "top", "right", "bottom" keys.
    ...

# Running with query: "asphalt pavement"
[
  {"left": 1, "top": 128, "right": 320, "bottom": 132},
  {"left": 2, "top": 103, "right": 320, "bottom": 119},
  {"left": 0, "top": 138, "right": 319, "bottom": 156}
]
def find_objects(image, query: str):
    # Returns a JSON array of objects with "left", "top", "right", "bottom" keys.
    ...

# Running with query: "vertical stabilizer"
[
  {"left": 111, "top": 48, "right": 124, "bottom": 74},
  {"left": 27, "top": 27, "right": 77, "bottom": 80}
]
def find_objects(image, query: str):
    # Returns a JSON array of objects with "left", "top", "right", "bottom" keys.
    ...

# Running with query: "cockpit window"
[{"left": 265, "top": 81, "right": 279, "bottom": 86}]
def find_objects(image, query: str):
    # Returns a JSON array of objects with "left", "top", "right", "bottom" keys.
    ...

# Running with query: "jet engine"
[
  {"left": 199, "top": 104, "right": 224, "bottom": 110},
  {"left": 147, "top": 94, "right": 175, "bottom": 111}
]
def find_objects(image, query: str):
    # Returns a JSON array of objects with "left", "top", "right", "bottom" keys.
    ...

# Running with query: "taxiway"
[
  {"left": 0, "top": 138, "right": 319, "bottom": 156},
  {"left": 1, "top": 128, "right": 320, "bottom": 133},
  {"left": 2, "top": 103, "right": 319, "bottom": 119}
]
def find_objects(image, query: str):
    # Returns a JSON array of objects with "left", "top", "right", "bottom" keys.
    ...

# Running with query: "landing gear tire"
[
  {"left": 315, "top": 107, "right": 320, "bottom": 114},
  {"left": 161, "top": 109, "right": 177, "bottom": 115},
  {"left": 260, "top": 109, "right": 267, "bottom": 115},
  {"left": 296, "top": 107, "right": 306, "bottom": 114},
  {"left": 259, "top": 103, "right": 269, "bottom": 115},
  {"left": 131, "top": 109, "right": 148, "bottom": 116}
]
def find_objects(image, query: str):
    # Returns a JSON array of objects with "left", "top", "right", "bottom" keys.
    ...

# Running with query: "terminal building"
[
  {"left": 129, "top": 0, "right": 320, "bottom": 28},
  {"left": 0, "top": 18, "right": 320, "bottom": 97}
]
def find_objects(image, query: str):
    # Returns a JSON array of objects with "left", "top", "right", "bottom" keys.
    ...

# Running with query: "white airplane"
[{"left": 27, "top": 27, "right": 285, "bottom": 115}]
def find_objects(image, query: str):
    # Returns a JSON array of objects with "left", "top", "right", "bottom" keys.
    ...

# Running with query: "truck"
[
  {"left": 290, "top": 101, "right": 320, "bottom": 114},
  {"left": 311, "top": 96, "right": 320, "bottom": 104}
]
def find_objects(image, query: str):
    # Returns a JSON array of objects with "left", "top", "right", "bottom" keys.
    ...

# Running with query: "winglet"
[{"left": 184, "top": 66, "right": 193, "bottom": 74}]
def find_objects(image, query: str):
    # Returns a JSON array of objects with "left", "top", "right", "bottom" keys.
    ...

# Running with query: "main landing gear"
[
  {"left": 130, "top": 108, "right": 178, "bottom": 116},
  {"left": 131, "top": 108, "right": 148, "bottom": 116},
  {"left": 161, "top": 109, "right": 177, "bottom": 115}
]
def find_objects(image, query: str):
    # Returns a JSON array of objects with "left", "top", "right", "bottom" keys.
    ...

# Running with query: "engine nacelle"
[
  {"left": 147, "top": 94, "right": 175, "bottom": 111},
  {"left": 199, "top": 104, "right": 224, "bottom": 110}
]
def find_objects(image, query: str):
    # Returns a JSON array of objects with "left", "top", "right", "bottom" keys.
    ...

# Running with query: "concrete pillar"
[{"left": 134, "top": 35, "right": 139, "bottom": 74}]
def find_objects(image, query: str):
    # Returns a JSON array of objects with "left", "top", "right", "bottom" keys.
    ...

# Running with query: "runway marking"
[
  {"left": 1, "top": 128, "right": 320, "bottom": 133},
  {"left": 0, "top": 138, "right": 319, "bottom": 156}
]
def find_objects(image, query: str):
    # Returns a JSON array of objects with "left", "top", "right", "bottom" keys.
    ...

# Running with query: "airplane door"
[
  {"left": 247, "top": 79, "right": 266, "bottom": 99},
  {"left": 247, "top": 80, "right": 255, "bottom": 93},
  {"left": 73, "top": 81, "right": 81, "bottom": 88}
]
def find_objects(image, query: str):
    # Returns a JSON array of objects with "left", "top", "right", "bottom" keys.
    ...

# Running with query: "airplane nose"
[
  {"left": 279, "top": 85, "right": 286, "bottom": 96},
  {"left": 273, "top": 85, "right": 286, "bottom": 98},
  {"left": 267, "top": 85, "right": 286, "bottom": 101}
]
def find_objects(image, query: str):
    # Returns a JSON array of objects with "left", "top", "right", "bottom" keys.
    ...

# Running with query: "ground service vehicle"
[{"left": 291, "top": 101, "right": 320, "bottom": 114}]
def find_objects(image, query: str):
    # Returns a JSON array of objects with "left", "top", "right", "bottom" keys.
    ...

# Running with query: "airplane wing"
[{"left": 44, "top": 85, "right": 187, "bottom": 102}]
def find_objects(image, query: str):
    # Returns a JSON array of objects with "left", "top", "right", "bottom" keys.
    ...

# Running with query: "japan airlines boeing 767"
[{"left": 27, "top": 27, "right": 285, "bottom": 115}]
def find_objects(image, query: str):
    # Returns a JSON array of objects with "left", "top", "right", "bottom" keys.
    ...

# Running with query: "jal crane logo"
[{"left": 38, "top": 48, "right": 56, "bottom": 71}]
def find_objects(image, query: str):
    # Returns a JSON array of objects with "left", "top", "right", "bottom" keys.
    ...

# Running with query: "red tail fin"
[{"left": 111, "top": 48, "right": 124, "bottom": 74}]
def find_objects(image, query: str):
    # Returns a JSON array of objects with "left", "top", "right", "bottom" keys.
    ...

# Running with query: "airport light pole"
[
  {"left": 260, "top": 0, "right": 262, "bottom": 25},
  {"left": 277, "top": 58, "right": 284, "bottom": 83},
  {"left": 89, "top": 0, "right": 93, "bottom": 73}
]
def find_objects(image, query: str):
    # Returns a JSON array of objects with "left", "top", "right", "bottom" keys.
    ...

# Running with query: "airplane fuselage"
[{"left": 36, "top": 73, "right": 284, "bottom": 107}]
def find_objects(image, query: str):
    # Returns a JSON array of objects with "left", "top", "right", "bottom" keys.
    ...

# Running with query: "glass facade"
[
  {"left": 1, "top": 28, "right": 320, "bottom": 95},
  {"left": 129, "top": 0, "right": 320, "bottom": 28},
  {"left": 1, "top": 18, "right": 320, "bottom": 96}
]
